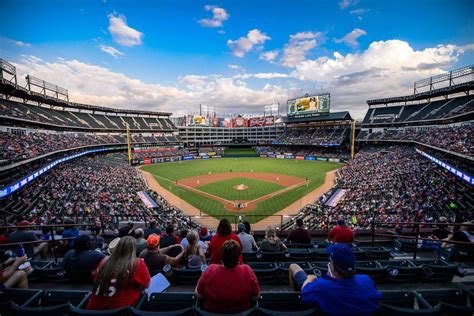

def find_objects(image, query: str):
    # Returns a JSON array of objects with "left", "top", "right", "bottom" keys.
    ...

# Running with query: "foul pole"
[
  {"left": 126, "top": 123, "right": 132, "bottom": 165},
  {"left": 351, "top": 120, "right": 356, "bottom": 159}
]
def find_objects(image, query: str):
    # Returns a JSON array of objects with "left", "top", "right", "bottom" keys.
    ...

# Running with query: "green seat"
[
  {"left": 247, "top": 262, "right": 278, "bottom": 285},
  {"left": 410, "top": 260, "right": 457, "bottom": 282},
  {"left": 277, "top": 262, "right": 313, "bottom": 284},
  {"left": 356, "top": 261, "right": 386, "bottom": 283},
  {"left": 137, "top": 292, "right": 196, "bottom": 313},
  {"left": 378, "top": 260, "right": 421, "bottom": 283},
  {"left": 257, "top": 292, "right": 317, "bottom": 316}
]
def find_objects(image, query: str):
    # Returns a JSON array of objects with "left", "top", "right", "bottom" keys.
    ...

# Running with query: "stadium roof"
[
  {"left": 283, "top": 111, "right": 352, "bottom": 123},
  {"left": 0, "top": 79, "right": 172, "bottom": 117}
]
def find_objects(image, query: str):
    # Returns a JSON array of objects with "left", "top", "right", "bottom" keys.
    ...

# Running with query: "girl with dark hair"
[
  {"left": 87, "top": 236, "right": 150, "bottom": 310},
  {"left": 208, "top": 218, "right": 243, "bottom": 264}
]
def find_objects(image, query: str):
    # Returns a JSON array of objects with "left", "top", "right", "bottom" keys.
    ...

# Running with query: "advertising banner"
[
  {"left": 295, "top": 155, "right": 305, "bottom": 160},
  {"left": 211, "top": 155, "right": 222, "bottom": 158},
  {"left": 144, "top": 158, "right": 152, "bottom": 165},
  {"left": 219, "top": 118, "right": 231, "bottom": 128},
  {"left": 182, "top": 155, "right": 194, "bottom": 160},
  {"left": 317, "top": 157, "right": 328, "bottom": 161},
  {"left": 232, "top": 116, "right": 248, "bottom": 128},
  {"left": 212, "top": 116, "right": 219, "bottom": 127},
  {"left": 287, "top": 93, "right": 330, "bottom": 117},
  {"left": 201, "top": 155, "right": 210, "bottom": 159},
  {"left": 328, "top": 158, "right": 340, "bottom": 163},
  {"left": 284, "top": 155, "right": 295, "bottom": 159},
  {"left": 305, "top": 156, "right": 316, "bottom": 160},
  {"left": 276, "top": 154, "right": 285, "bottom": 159},
  {"left": 207, "top": 151, "right": 216, "bottom": 156},
  {"left": 199, "top": 152, "right": 208, "bottom": 156},
  {"left": 248, "top": 116, "right": 274, "bottom": 127},
  {"left": 260, "top": 154, "right": 267, "bottom": 158},
  {"left": 137, "top": 191, "right": 158, "bottom": 209},
  {"left": 268, "top": 154, "right": 276, "bottom": 158}
]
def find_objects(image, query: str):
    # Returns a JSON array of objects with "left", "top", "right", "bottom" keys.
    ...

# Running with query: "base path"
[{"left": 139, "top": 168, "right": 338, "bottom": 230}]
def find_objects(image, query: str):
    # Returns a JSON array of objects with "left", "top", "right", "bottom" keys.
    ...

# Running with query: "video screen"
[{"left": 287, "top": 93, "right": 330, "bottom": 117}]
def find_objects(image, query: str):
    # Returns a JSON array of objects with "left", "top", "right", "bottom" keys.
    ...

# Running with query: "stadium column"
[
  {"left": 126, "top": 123, "right": 132, "bottom": 165},
  {"left": 351, "top": 120, "right": 356, "bottom": 159}
]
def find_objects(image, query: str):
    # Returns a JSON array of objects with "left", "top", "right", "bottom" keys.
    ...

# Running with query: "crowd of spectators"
[
  {"left": 283, "top": 146, "right": 473, "bottom": 231},
  {"left": 255, "top": 146, "right": 350, "bottom": 160},
  {"left": 275, "top": 126, "right": 350, "bottom": 146},
  {"left": 360, "top": 125, "right": 473, "bottom": 157}
]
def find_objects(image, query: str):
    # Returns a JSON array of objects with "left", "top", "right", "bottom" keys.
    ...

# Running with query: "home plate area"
[{"left": 176, "top": 172, "right": 307, "bottom": 212}]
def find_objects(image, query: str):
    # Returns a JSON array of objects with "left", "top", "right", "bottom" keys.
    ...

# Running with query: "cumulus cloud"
[
  {"left": 290, "top": 40, "right": 474, "bottom": 118},
  {"left": 339, "top": 0, "right": 358, "bottom": 9},
  {"left": 227, "top": 64, "right": 243, "bottom": 70},
  {"left": 1, "top": 37, "right": 32, "bottom": 47},
  {"left": 12, "top": 55, "right": 287, "bottom": 115},
  {"left": 198, "top": 5, "right": 229, "bottom": 28},
  {"left": 281, "top": 31, "right": 323, "bottom": 67},
  {"left": 334, "top": 28, "right": 367, "bottom": 47},
  {"left": 259, "top": 50, "right": 279, "bottom": 63},
  {"left": 227, "top": 29, "right": 271, "bottom": 58},
  {"left": 98, "top": 45, "right": 124, "bottom": 59},
  {"left": 234, "top": 72, "right": 290, "bottom": 79},
  {"left": 108, "top": 14, "right": 143, "bottom": 47}
]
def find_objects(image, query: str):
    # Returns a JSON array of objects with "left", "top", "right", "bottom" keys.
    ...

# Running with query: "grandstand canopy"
[{"left": 0, "top": 79, "right": 172, "bottom": 117}]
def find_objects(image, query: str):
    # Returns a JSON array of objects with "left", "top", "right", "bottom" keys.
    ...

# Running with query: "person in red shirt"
[
  {"left": 208, "top": 218, "right": 243, "bottom": 264},
  {"left": 87, "top": 236, "right": 151, "bottom": 310},
  {"left": 328, "top": 219, "right": 354, "bottom": 244},
  {"left": 196, "top": 240, "right": 260, "bottom": 313}
]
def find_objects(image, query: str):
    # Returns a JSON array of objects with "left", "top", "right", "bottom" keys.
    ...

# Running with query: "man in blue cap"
[{"left": 289, "top": 243, "right": 381, "bottom": 315}]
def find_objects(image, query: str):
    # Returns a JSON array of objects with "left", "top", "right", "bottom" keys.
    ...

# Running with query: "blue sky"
[{"left": 0, "top": 0, "right": 473, "bottom": 118}]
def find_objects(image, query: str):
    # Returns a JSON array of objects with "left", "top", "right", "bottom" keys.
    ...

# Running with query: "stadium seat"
[
  {"left": 0, "top": 289, "right": 43, "bottom": 314},
  {"left": 194, "top": 300, "right": 254, "bottom": 316},
  {"left": 11, "top": 303, "right": 70, "bottom": 316},
  {"left": 257, "top": 292, "right": 317, "bottom": 315},
  {"left": 286, "top": 243, "right": 314, "bottom": 249},
  {"left": 246, "top": 262, "right": 278, "bottom": 285},
  {"left": 287, "top": 248, "right": 312, "bottom": 261},
  {"left": 380, "top": 303, "right": 441, "bottom": 316},
  {"left": 394, "top": 239, "right": 418, "bottom": 252},
  {"left": 136, "top": 292, "right": 195, "bottom": 315},
  {"left": 380, "top": 291, "right": 439, "bottom": 316},
  {"left": 361, "top": 247, "right": 392, "bottom": 260},
  {"left": 414, "top": 289, "right": 474, "bottom": 316},
  {"left": 410, "top": 260, "right": 457, "bottom": 282},
  {"left": 25, "top": 290, "right": 90, "bottom": 308},
  {"left": 311, "top": 248, "right": 329, "bottom": 261},
  {"left": 242, "top": 252, "right": 258, "bottom": 263},
  {"left": 309, "top": 261, "right": 329, "bottom": 275},
  {"left": 353, "top": 247, "right": 368, "bottom": 261},
  {"left": 35, "top": 261, "right": 67, "bottom": 282},
  {"left": 378, "top": 260, "right": 421, "bottom": 283},
  {"left": 277, "top": 262, "right": 313, "bottom": 284},
  {"left": 356, "top": 261, "right": 386, "bottom": 283},
  {"left": 171, "top": 267, "right": 203, "bottom": 285},
  {"left": 70, "top": 305, "right": 130, "bottom": 316},
  {"left": 259, "top": 251, "right": 287, "bottom": 262}
]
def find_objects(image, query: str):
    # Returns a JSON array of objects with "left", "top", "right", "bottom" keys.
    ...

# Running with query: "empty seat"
[
  {"left": 70, "top": 305, "right": 130, "bottom": 316},
  {"left": 25, "top": 290, "right": 90, "bottom": 308},
  {"left": 378, "top": 260, "right": 421, "bottom": 283},
  {"left": 311, "top": 248, "right": 329, "bottom": 261},
  {"left": 257, "top": 292, "right": 317, "bottom": 316},
  {"left": 356, "top": 261, "right": 386, "bottom": 283},
  {"left": 380, "top": 291, "right": 437, "bottom": 316},
  {"left": 11, "top": 303, "right": 70, "bottom": 316},
  {"left": 288, "top": 248, "right": 312, "bottom": 261},
  {"left": 0, "top": 289, "right": 43, "bottom": 314},
  {"left": 277, "top": 262, "right": 313, "bottom": 284},
  {"left": 136, "top": 292, "right": 195, "bottom": 315},
  {"left": 410, "top": 260, "right": 457, "bottom": 282},
  {"left": 415, "top": 289, "right": 474, "bottom": 316},
  {"left": 242, "top": 252, "right": 257, "bottom": 263},
  {"left": 171, "top": 267, "right": 202, "bottom": 285},
  {"left": 247, "top": 262, "right": 278, "bottom": 285},
  {"left": 361, "top": 247, "right": 392, "bottom": 260},
  {"left": 259, "top": 251, "right": 287, "bottom": 262}
]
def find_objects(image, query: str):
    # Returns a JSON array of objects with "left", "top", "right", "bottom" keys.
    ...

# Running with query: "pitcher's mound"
[{"left": 233, "top": 184, "right": 248, "bottom": 190}]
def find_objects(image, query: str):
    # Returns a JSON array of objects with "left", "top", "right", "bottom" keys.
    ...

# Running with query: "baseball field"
[{"left": 141, "top": 158, "right": 342, "bottom": 223}]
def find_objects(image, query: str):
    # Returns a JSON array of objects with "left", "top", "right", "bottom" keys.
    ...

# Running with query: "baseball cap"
[
  {"left": 336, "top": 219, "right": 345, "bottom": 226},
  {"left": 326, "top": 243, "right": 355, "bottom": 273},
  {"left": 74, "top": 235, "right": 91, "bottom": 251},
  {"left": 200, "top": 227, "right": 208, "bottom": 236},
  {"left": 147, "top": 234, "right": 160, "bottom": 248}
]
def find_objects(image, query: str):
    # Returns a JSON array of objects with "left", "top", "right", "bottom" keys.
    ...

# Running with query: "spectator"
[
  {"left": 90, "top": 227, "right": 105, "bottom": 251},
  {"left": 260, "top": 226, "right": 287, "bottom": 252},
  {"left": 196, "top": 240, "right": 260, "bottom": 314},
  {"left": 431, "top": 217, "right": 451, "bottom": 240},
  {"left": 87, "top": 236, "right": 151, "bottom": 310},
  {"left": 0, "top": 228, "right": 7, "bottom": 244},
  {"left": 200, "top": 226, "right": 212, "bottom": 242},
  {"left": 0, "top": 255, "right": 29, "bottom": 288},
  {"left": 237, "top": 223, "right": 258, "bottom": 253},
  {"left": 328, "top": 219, "right": 354, "bottom": 244},
  {"left": 63, "top": 235, "right": 105, "bottom": 282},
  {"left": 184, "top": 231, "right": 206, "bottom": 269},
  {"left": 57, "top": 218, "right": 80, "bottom": 256},
  {"left": 180, "top": 229, "right": 189, "bottom": 248},
  {"left": 208, "top": 218, "right": 243, "bottom": 264},
  {"left": 160, "top": 224, "right": 179, "bottom": 248},
  {"left": 40, "top": 227, "right": 51, "bottom": 241},
  {"left": 144, "top": 220, "right": 161, "bottom": 239},
  {"left": 286, "top": 218, "right": 311, "bottom": 244},
  {"left": 7, "top": 221, "right": 49, "bottom": 259},
  {"left": 134, "top": 228, "right": 147, "bottom": 256},
  {"left": 243, "top": 221, "right": 253, "bottom": 235},
  {"left": 289, "top": 244, "right": 381, "bottom": 315},
  {"left": 139, "top": 234, "right": 184, "bottom": 273}
]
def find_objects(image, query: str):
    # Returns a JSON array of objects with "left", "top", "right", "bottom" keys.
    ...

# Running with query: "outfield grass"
[
  {"left": 197, "top": 178, "right": 285, "bottom": 201},
  {"left": 141, "top": 158, "right": 342, "bottom": 223}
]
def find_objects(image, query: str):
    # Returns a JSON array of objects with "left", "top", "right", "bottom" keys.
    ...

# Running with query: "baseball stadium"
[{"left": 0, "top": 1, "right": 473, "bottom": 315}]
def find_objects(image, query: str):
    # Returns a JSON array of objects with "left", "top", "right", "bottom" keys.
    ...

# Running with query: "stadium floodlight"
[
  {"left": 264, "top": 103, "right": 279, "bottom": 116},
  {"left": 25, "top": 75, "right": 69, "bottom": 101},
  {"left": 0, "top": 58, "right": 17, "bottom": 85},
  {"left": 200, "top": 104, "right": 217, "bottom": 117}
]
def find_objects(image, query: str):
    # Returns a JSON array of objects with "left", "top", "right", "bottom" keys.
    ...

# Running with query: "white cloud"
[
  {"left": 339, "top": 0, "right": 358, "bottom": 9},
  {"left": 198, "top": 5, "right": 229, "bottom": 28},
  {"left": 13, "top": 55, "right": 287, "bottom": 115},
  {"left": 290, "top": 40, "right": 474, "bottom": 118},
  {"left": 334, "top": 28, "right": 367, "bottom": 47},
  {"left": 227, "top": 64, "right": 243, "bottom": 70},
  {"left": 227, "top": 29, "right": 270, "bottom": 58},
  {"left": 234, "top": 72, "right": 289, "bottom": 79},
  {"left": 108, "top": 14, "right": 143, "bottom": 47},
  {"left": 1, "top": 37, "right": 32, "bottom": 47},
  {"left": 98, "top": 45, "right": 124, "bottom": 59},
  {"left": 259, "top": 50, "right": 279, "bottom": 63},
  {"left": 349, "top": 8, "right": 369, "bottom": 15},
  {"left": 281, "top": 31, "right": 323, "bottom": 67}
]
